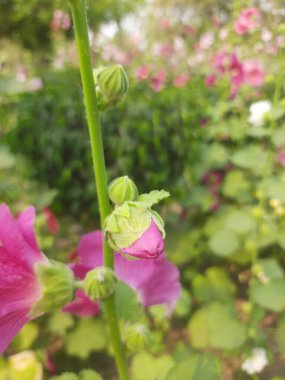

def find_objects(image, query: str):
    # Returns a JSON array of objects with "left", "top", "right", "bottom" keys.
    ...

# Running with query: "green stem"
[{"left": 69, "top": 1, "right": 129, "bottom": 379}]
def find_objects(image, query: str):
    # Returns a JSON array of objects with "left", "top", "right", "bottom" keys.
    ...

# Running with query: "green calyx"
[
  {"left": 123, "top": 323, "right": 151, "bottom": 352},
  {"left": 93, "top": 65, "right": 129, "bottom": 111},
  {"left": 30, "top": 260, "right": 75, "bottom": 318},
  {"left": 83, "top": 267, "right": 117, "bottom": 300},
  {"left": 108, "top": 176, "right": 139, "bottom": 206},
  {"left": 104, "top": 190, "right": 170, "bottom": 251}
]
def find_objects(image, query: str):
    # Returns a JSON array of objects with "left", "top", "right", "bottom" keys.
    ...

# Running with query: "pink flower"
[
  {"left": 64, "top": 231, "right": 181, "bottom": 315},
  {"left": 215, "top": 52, "right": 244, "bottom": 96},
  {"left": 0, "top": 204, "right": 46, "bottom": 353},
  {"left": 120, "top": 220, "right": 164, "bottom": 259},
  {"left": 199, "top": 32, "right": 215, "bottom": 50},
  {"left": 50, "top": 10, "right": 71, "bottom": 32},
  {"left": 136, "top": 65, "right": 149, "bottom": 80},
  {"left": 277, "top": 151, "right": 285, "bottom": 166},
  {"left": 235, "top": 7, "right": 260, "bottom": 35},
  {"left": 173, "top": 74, "right": 189, "bottom": 88},
  {"left": 42, "top": 207, "right": 59, "bottom": 235},
  {"left": 244, "top": 60, "right": 264, "bottom": 87},
  {"left": 205, "top": 74, "right": 216, "bottom": 87},
  {"left": 150, "top": 70, "right": 167, "bottom": 92}
]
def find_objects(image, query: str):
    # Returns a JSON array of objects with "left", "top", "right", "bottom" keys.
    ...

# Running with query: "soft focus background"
[{"left": 1, "top": 0, "right": 285, "bottom": 379}]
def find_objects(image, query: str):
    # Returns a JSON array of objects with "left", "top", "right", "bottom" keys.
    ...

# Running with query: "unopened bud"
[
  {"left": 8, "top": 351, "right": 43, "bottom": 380},
  {"left": 83, "top": 267, "right": 117, "bottom": 300},
  {"left": 108, "top": 176, "right": 138, "bottom": 206},
  {"left": 94, "top": 65, "right": 129, "bottom": 110},
  {"left": 124, "top": 324, "right": 151, "bottom": 352},
  {"left": 30, "top": 260, "right": 74, "bottom": 318}
]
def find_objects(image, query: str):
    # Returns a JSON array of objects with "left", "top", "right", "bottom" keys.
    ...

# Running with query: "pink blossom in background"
[
  {"left": 102, "top": 44, "right": 132, "bottom": 66},
  {"left": 277, "top": 35, "right": 285, "bottom": 47},
  {"left": 183, "top": 25, "right": 194, "bottom": 35},
  {"left": 136, "top": 65, "right": 150, "bottom": 80},
  {"left": 64, "top": 231, "right": 181, "bottom": 315},
  {"left": 63, "top": 289, "right": 100, "bottom": 317},
  {"left": 173, "top": 74, "right": 190, "bottom": 88},
  {"left": 211, "top": 16, "right": 221, "bottom": 28},
  {"left": 244, "top": 60, "right": 264, "bottom": 87},
  {"left": 235, "top": 7, "right": 260, "bottom": 35},
  {"left": 42, "top": 207, "right": 59, "bottom": 235},
  {"left": 16, "top": 67, "right": 27, "bottom": 83},
  {"left": 219, "top": 29, "right": 229, "bottom": 40},
  {"left": 198, "top": 32, "right": 215, "bottom": 50},
  {"left": 26, "top": 78, "right": 43, "bottom": 92},
  {"left": 150, "top": 70, "right": 167, "bottom": 92},
  {"left": 120, "top": 220, "right": 164, "bottom": 260},
  {"left": 50, "top": 10, "right": 71, "bottom": 32},
  {"left": 261, "top": 29, "right": 273, "bottom": 42},
  {"left": 160, "top": 19, "right": 171, "bottom": 30},
  {"left": 205, "top": 74, "right": 216, "bottom": 87},
  {"left": 156, "top": 43, "right": 175, "bottom": 58},
  {"left": 215, "top": 52, "right": 244, "bottom": 96},
  {"left": 277, "top": 151, "right": 285, "bottom": 166},
  {"left": 45, "top": 352, "right": 57, "bottom": 375},
  {"left": 0, "top": 204, "right": 47, "bottom": 353}
]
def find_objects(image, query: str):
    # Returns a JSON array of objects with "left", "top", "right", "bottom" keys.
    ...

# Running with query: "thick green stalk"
[{"left": 69, "top": 1, "right": 129, "bottom": 379}]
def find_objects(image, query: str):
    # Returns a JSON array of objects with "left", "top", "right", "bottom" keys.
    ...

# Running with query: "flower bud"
[
  {"left": 123, "top": 324, "right": 151, "bottom": 352},
  {"left": 83, "top": 267, "right": 117, "bottom": 300},
  {"left": 94, "top": 65, "right": 129, "bottom": 110},
  {"left": 30, "top": 260, "right": 75, "bottom": 318},
  {"left": 105, "top": 200, "right": 166, "bottom": 260},
  {"left": 8, "top": 351, "right": 43, "bottom": 380},
  {"left": 108, "top": 176, "right": 139, "bottom": 206}
]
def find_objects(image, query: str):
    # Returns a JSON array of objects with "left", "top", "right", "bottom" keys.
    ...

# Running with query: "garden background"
[{"left": 1, "top": 0, "right": 285, "bottom": 379}]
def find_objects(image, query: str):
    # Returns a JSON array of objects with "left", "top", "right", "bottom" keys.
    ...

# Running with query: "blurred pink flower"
[
  {"left": 50, "top": 10, "right": 71, "bottom": 32},
  {"left": 16, "top": 67, "right": 27, "bottom": 83},
  {"left": 173, "top": 74, "right": 190, "bottom": 88},
  {"left": 42, "top": 207, "right": 59, "bottom": 235},
  {"left": 160, "top": 19, "right": 171, "bottom": 30},
  {"left": 235, "top": 7, "right": 260, "bottom": 35},
  {"left": 199, "top": 32, "right": 215, "bottom": 50},
  {"left": 26, "top": 78, "right": 43, "bottom": 92},
  {"left": 136, "top": 65, "right": 150, "bottom": 80},
  {"left": 64, "top": 231, "right": 181, "bottom": 315},
  {"left": 205, "top": 74, "right": 216, "bottom": 87},
  {"left": 63, "top": 289, "right": 100, "bottom": 317},
  {"left": 277, "top": 151, "right": 285, "bottom": 166},
  {"left": 215, "top": 52, "right": 244, "bottom": 96},
  {"left": 261, "top": 29, "right": 273, "bottom": 42},
  {"left": 244, "top": 60, "right": 264, "bottom": 87},
  {"left": 150, "top": 70, "right": 167, "bottom": 92},
  {"left": 0, "top": 204, "right": 46, "bottom": 353},
  {"left": 183, "top": 24, "right": 194, "bottom": 35},
  {"left": 157, "top": 43, "right": 175, "bottom": 58}
]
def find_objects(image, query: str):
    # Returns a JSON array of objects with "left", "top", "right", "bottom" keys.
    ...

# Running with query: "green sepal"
[
  {"left": 29, "top": 260, "right": 75, "bottom": 318},
  {"left": 139, "top": 190, "right": 170, "bottom": 208}
]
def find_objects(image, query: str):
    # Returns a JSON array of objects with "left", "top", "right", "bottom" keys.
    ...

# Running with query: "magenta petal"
[
  {"left": 0, "top": 308, "right": 29, "bottom": 353},
  {"left": 0, "top": 204, "right": 44, "bottom": 271},
  {"left": 121, "top": 220, "right": 164, "bottom": 259},
  {"left": 77, "top": 231, "right": 104, "bottom": 267},
  {"left": 115, "top": 253, "right": 181, "bottom": 311},
  {"left": 17, "top": 206, "right": 41, "bottom": 253},
  {"left": 62, "top": 290, "right": 100, "bottom": 317}
]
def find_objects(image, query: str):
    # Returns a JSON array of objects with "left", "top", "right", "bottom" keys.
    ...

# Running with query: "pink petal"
[
  {"left": 77, "top": 231, "right": 104, "bottom": 267},
  {"left": 17, "top": 206, "right": 40, "bottom": 252},
  {"left": 0, "top": 204, "right": 44, "bottom": 272},
  {"left": 120, "top": 220, "right": 164, "bottom": 259},
  {"left": 62, "top": 290, "right": 100, "bottom": 317},
  {"left": 0, "top": 308, "right": 29, "bottom": 353}
]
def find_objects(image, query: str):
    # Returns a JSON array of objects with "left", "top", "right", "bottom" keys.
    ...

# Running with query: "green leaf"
[
  {"left": 80, "top": 369, "right": 103, "bottom": 380},
  {"left": 51, "top": 373, "right": 78, "bottom": 380},
  {"left": 272, "top": 125, "right": 285, "bottom": 147},
  {"left": 174, "top": 288, "right": 192, "bottom": 317},
  {"left": 192, "top": 267, "right": 236, "bottom": 303},
  {"left": 65, "top": 319, "right": 108, "bottom": 359},
  {"left": 48, "top": 311, "right": 74, "bottom": 336},
  {"left": 115, "top": 282, "right": 143, "bottom": 322},
  {"left": 225, "top": 210, "right": 256, "bottom": 234},
  {"left": 222, "top": 170, "right": 251, "bottom": 200},
  {"left": 266, "top": 179, "right": 285, "bottom": 203},
  {"left": 131, "top": 351, "right": 174, "bottom": 380},
  {"left": 0, "top": 145, "right": 16, "bottom": 170},
  {"left": 188, "top": 302, "right": 246, "bottom": 350},
  {"left": 166, "top": 352, "right": 222, "bottom": 380},
  {"left": 12, "top": 322, "right": 39, "bottom": 350},
  {"left": 255, "top": 259, "right": 284, "bottom": 280},
  {"left": 275, "top": 315, "right": 285, "bottom": 355},
  {"left": 139, "top": 190, "right": 170, "bottom": 207},
  {"left": 209, "top": 230, "right": 239, "bottom": 257},
  {"left": 250, "top": 279, "right": 285, "bottom": 312},
  {"left": 231, "top": 145, "right": 269, "bottom": 175}
]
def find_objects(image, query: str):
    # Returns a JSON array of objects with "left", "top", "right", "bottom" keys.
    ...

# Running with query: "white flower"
[
  {"left": 248, "top": 100, "right": 272, "bottom": 127},
  {"left": 242, "top": 348, "right": 268, "bottom": 375}
]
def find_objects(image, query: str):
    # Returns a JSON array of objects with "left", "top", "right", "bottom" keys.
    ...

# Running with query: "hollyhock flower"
[
  {"left": 261, "top": 29, "right": 273, "bottom": 42},
  {"left": 50, "top": 10, "right": 71, "bottom": 32},
  {"left": 277, "top": 151, "right": 285, "bottom": 166},
  {"left": 205, "top": 74, "right": 216, "bottom": 87},
  {"left": 136, "top": 65, "right": 149, "bottom": 81},
  {"left": 198, "top": 32, "right": 215, "bottom": 50},
  {"left": 241, "top": 348, "right": 268, "bottom": 375},
  {"left": 244, "top": 60, "right": 264, "bottom": 87},
  {"left": 0, "top": 204, "right": 74, "bottom": 354},
  {"left": 248, "top": 100, "right": 272, "bottom": 126},
  {"left": 63, "top": 230, "right": 181, "bottom": 316},
  {"left": 173, "top": 74, "right": 189, "bottom": 88},
  {"left": 150, "top": 70, "right": 167, "bottom": 92},
  {"left": 0, "top": 205, "right": 46, "bottom": 353},
  {"left": 235, "top": 7, "right": 260, "bottom": 35},
  {"left": 43, "top": 207, "right": 59, "bottom": 234}
]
